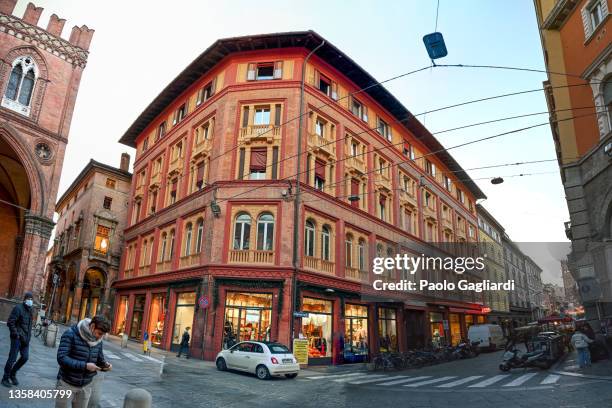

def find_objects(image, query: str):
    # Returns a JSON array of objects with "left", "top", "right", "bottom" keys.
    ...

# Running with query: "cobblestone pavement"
[{"left": 0, "top": 324, "right": 611, "bottom": 408}]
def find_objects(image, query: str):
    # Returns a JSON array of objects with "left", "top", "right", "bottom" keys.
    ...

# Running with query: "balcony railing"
[
  {"left": 345, "top": 155, "right": 366, "bottom": 174},
  {"left": 304, "top": 256, "right": 335, "bottom": 274},
  {"left": 239, "top": 125, "right": 280, "bottom": 143},
  {"left": 179, "top": 254, "right": 200, "bottom": 269},
  {"left": 168, "top": 156, "right": 184, "bottom": 175},
  {"left": 192, "top": 139, "right": 212, "bottom": 161},
  {"left": 399, "top": 189, "right": 417, "bottom": 207},
  {"left": 308, "top": 133, "right": 336, "bottom": 158},
  {"left": 90, "top": 249, "right": 109, "bottom": 261},
  {"left": 345, "top": 267, "right": 368, "bottom": 282},
  {"left": 441, "top": 217, "right": 453, "bottom": 231},
  {"left": 229, "top": 249, "right": 274, "bottom": 264},
  {"left": 423, "top": 206, "right": 437, "bottom": 220},
  {"left": 374, "top": 172, "right": 391, "bottom": 190},
  {"left": 156, "top": 260, "right": 173, "bottom": 273}
]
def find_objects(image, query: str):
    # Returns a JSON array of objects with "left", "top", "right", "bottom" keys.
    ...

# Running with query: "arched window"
[
  {"left": 3, "top": 56, "right": 38, "bottom": 113},
  {"left": 376, "top": 243, "right": 383, "bottom": 258},
  {"left": 160, "top": 233, "right": 168, "bottom": 262},
  {"left": 321, "top": 225, "right": 331, "bottom": 261},
  {"left": 358, "top": 239, "right": 366, "bottom": 271},
  {"left": 604, "top": 77, "right": 612, "bottom": 131},
  {"left": 169, "top": 230, "right": 175, "bottom": 259},
  {"left": 184, "top": 223, "right": 193, "bottom": 256},
  {"left": 256, "top": 213, "right": 274, "bottom": 251},
  {"left": 345, "top": 234, "right": 354, "bottom": 267},
  {"left": 233, "top": 213, "right": 251, "bottom": 250},
  {"left": 305, "top": 220, "right": 316, "bottom": 257},
  {"left": 195, "top": 218, "right": 204, "bottom": 253}
]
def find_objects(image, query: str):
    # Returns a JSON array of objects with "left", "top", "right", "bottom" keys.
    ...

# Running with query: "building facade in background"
[
  {"left": 524, "top": 256, "right": 545, "bottom": 320},
  {"left": 476, "top": 204, "right": 511, "bottom": 326},
  {"left": 112, "top": 31, "right": 488, "bottom": 363},
  {"left": 534, "top": 0, "right": 612, "bottom": 321},
  {"left": 543, "top": 283, "right": 567, "bottom": 314},
  {"left": 561, "top": 259, "right": 581, "bottom": 306},
  {"left": 502, "top": 236, "right": 532, "bottom": 325},
  {"left": 44, "top": 155, "right": 131, "bottom": 324},
  {"left": 0, "top": 0, "right": 93, "bottom": 319}
]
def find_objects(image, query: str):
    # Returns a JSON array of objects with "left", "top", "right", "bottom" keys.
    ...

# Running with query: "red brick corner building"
[
  {"left": 0, "top": 0, "right": 93, "bottom": 318},
  {"left": 114, "top": 31, "right": 489, "bottom": 364}
]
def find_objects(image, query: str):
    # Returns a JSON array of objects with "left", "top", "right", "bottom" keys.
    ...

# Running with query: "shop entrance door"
[
  {"left": 222, "top": 292, "right": 273, "bottom": 349},
  {"left": 405, "top": 310, "right": 426, "bottom": 349}
]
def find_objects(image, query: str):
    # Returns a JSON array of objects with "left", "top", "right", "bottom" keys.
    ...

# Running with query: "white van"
[{"left": 468, "top": 324, "right": 505, "bottom": 350}]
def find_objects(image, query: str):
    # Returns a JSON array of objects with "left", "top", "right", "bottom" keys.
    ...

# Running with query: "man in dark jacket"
[
  {"left": 2, "top": 291, "right": 34, "bottom": 387},
  {"left": 176, "top": 327, "right": 191, "bottom": 358},
  {"left": 55, "top": 315, "right": 112, "bottom": 408}
]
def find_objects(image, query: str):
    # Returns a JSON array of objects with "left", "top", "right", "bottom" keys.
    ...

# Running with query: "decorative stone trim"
[
  {"left": 0, "top": 13, "right": 89, "bottom": 67},
  {"left": 24, "top": 212, "right": 55, "bottom": 239}
]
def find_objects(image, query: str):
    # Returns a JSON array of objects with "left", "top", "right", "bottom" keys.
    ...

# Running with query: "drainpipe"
[{"left": 290, "top": 39, "right": 325, "bottom": 349}]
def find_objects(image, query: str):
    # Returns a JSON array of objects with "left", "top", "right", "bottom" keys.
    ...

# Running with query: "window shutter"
[
  {"left": 249, "top": 148, "right": 267, "bottom": 171},
  {"left": 210, "top": 77, "right": 217, "bottom": 95},
  {"left": 351, "top": 179, "right": 360, "bottom": 207},
  {"left": 379, "top": 194, "right": 386, "bottom": 206},
  {"left": 247, "top": 63, "right": 256, "bottom": 81},
  {"left": 171, "top": 179, "right": 178, "bottom": 193},
  {"left": 362, "top": 105, "right": 369, "bottom": 122},
  {"left": 196, "top": 163, "right": 205, "bottom": 183},
  {"left": 602, "top": 0, "right": 610, "bottom": 18},
  {"left": 274, "top": 104, "right": 282, "bottom": 126},
  {"left": 242, "top": 106, "right": 250, "bottom": 128},
  {"left": 314, "top": 69, "right": 320, "bottom": 88},
  {"left": 388, "top": 126, "right": 392, "bottom": 141},
  {"left": 238, "top": 148, "right": 246, "bottom": 179},
  {"left": 273, "top": 61, "right": 283, "bottom": 79},
  {"left": 348, "top": 94, "right": 354, "bottom": 114},
  {"left": 196, "top": 89, "right": 203, "bottom": 106},
  {"left": 209, "top": 117, "right": 215, "bottom": 138},
  {"left": 315, "top": 159, "right": 326, "bottom": 180},
  {"left": 272, "top": 146, "right": 279, "bottom": 180},
  {"left": 331, "top": 81, "right": 338, "bottom": 101},
  {"left": 306, "top": 154, "right": 311, "bottom": 183},
  {"left": 172, "top": 111, "right": 178, "bottom": 125},
  {"left": 581, "top": 6, "right": 593, "bottom": 39}
]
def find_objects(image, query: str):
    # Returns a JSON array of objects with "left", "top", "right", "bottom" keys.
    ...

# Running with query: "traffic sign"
[
  {"left": 198, "top": 296, "right": 210, "bottom": 309},
  {"left": 293, "top": 311, "right": 309, "bottom": 318}
]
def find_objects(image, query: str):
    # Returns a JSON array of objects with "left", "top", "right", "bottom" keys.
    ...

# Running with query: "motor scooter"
[{"left": 499, "top": 347, "right": 549, "bottom": 371}]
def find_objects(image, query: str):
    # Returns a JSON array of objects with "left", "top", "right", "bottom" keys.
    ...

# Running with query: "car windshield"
[{"left": 268, "top": 344, "right": 290, "bottom": 354}]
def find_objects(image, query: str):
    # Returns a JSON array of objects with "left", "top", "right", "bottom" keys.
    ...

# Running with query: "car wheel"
[
  {"left": 499, "top": 363, "right": 510, "bottom": 372},
  {"left": 285, "top": 373, "right": 298, "bottom": 379},
  {"left": 216, "top": 358, "right": 227, "bottom": 371},
  {"left": 256, "top": 365, "right": 271, "bottom": 380}
]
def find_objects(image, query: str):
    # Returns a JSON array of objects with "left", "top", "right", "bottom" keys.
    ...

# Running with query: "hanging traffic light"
[{"left": 423, "top": 32, "right": 448, "bottom": 60}]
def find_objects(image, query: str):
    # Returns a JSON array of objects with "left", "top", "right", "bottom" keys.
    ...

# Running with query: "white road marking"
[
  {"left": 468, "top": 374, "right": 511, "bottom": 388},
  {"left": 404, "top": 376, "right": 457, "bottom": 387},
  {"left": 437, "top": 376, "right": 484, "bottom": 388},
  {"left": 121, "top": 352, "right": 144, "bottom": 362},
  {"left": 503, "top": 373, "right": 538, "bottom": 387},
  {"left": 333, "top": 374, "right": 375, "bottom": 383},
  {"left": 104, "top": 351, "right": 120, "bottom": 359},
  {"left": 306, "top": 372, "right": 363, "bottom": 380},
  {"left": 377, "top": 376, "right": 431, "bottom": 386},
  {"left": 142, "top": 355, "right": 163, "bottom": 363},
  {"left": 540, "top": 374, "right": 560, "bottom": 385},
  {"left": 346, "top": 375, "right": 391, "bottom": 385}
]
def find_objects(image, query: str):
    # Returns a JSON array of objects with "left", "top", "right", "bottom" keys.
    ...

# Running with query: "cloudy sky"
[{"left": 19, "top": 0, "right": 571, "bottom": 284}]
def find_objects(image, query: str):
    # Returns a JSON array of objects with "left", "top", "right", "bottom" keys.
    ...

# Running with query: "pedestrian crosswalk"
[
  {"left": 303, "top": 372, "right": 562, "bottom": 389},
  {"left": 103, "top": 350, "right": 162, "bottom": 364}
]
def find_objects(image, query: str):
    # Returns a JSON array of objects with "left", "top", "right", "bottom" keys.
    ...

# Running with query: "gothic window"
[{"left": 2, "top": 56, "right": 38, "bottom": 116}]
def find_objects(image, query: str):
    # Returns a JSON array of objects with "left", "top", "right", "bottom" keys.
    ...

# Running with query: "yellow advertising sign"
[{"left": 293, "top": 338, "right": 309, "bottom": 366}]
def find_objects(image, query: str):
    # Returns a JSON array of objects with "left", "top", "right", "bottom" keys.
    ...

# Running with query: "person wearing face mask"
[{"left": 2, "top": 291, "right": 34, "bottom": 388}]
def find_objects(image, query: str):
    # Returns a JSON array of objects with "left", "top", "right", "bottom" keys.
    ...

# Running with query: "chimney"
[
  {"left": 0, "top": 0, "right": 17, "bottom": 15},
  {"left": 120, "top": 153, "right": 130, "bottom": 172},
  {"left": 22, "top": 2, "right": 43, "bottom": 26},
  {"left": 46, "top": 14, "right": 66, "bottom": 37}
]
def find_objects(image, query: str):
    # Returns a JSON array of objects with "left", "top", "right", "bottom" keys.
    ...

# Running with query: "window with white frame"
[
  {"left": 233, "top": 213, "right": 251, "bottom": 250},
  {"left": 321, "top": 225, "right": 331, "bottom": 261},
  {"left": 2, "top": 56, "right": 38, "bottom": 116},
  {"left": 256, "top": 213, "right": 274, "bottom": 251},
  {"left": 305, "top": 220, "right": 316, "bottom": 257}
]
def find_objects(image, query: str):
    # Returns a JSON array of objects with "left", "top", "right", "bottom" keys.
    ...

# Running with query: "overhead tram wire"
[
  {"left": 213, "top": 108, "right": 606, "bottom": 205},
  {"left": 203, "top": 61, "right": 608, "bottom": 167}
]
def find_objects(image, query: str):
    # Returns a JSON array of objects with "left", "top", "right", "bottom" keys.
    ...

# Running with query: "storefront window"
[
  {"left": 115, "top": 296, "right": 129, "bottom": 335},
  {"left": 130, "top": 295, "right": 146, "bottom": 339},
  {"left": 301, "top": 298, "right": 333, "bottom": 359},
  {"left": 223, "top": 292, "right": 273, "bottom": 348},
  {"left": 171, "top": 292, "right": 196, "bottom": 350},
  {"left": 430, "top": 312, "right": 446, "bottom": 348},
  {"left": 449, "top": 313, "right": 461, "bottom": 346},
  {"left": 344, "top": 304, "right": 368, "bottom": 362},
  {"left": 465, "top": 314, "right": 475, "bottom": 332},
  {"left": 378, "top": 307, "right": 397, "bottom": 352},
  {"left": 477, "top": 315, "right": 486, "bottom": 324},
  {"left": 147, "top": 294, "right": 166, "bottom": 347}
]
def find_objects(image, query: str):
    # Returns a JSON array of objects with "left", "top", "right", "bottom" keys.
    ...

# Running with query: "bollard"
[
  {"left": 123, "top": 389, "right": 151, "bottom": 408},
  {"left": 121, "top": 333, "right": 128, "bottom": 348},
  {"left": 45, "top": 323, "right": 58, "bottom": 348}
]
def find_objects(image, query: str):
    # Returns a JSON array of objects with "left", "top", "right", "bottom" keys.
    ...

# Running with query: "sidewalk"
[{"left": 553, "top": 349, "right": 612, "bottom": 381}]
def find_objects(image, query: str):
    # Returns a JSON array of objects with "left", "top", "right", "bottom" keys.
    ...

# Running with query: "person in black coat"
[
  {"left": 55, "top": 315, "right": 112, "bottom": 408},
  {"left": 176, "top": 327, "right": 191, "bottom": 358},
  {"left": 2, "top": 291, "right": 34, "bottom": 387}
]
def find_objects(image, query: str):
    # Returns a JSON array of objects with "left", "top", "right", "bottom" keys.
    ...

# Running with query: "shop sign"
[
  {"left": 293, "top": 311, "right": 309, "bottom": 318},
  {"left": 442, "top": 320, "right": 449, "bottom": 330},
  {"left": 198, "top": 296, "right": 210, "bottom": 309},
  {"left": 293, "top": 338, "right": 309, "bottom": 365},
  {"left": 481, "top": 307, "right": 491, "bottom": 314}
]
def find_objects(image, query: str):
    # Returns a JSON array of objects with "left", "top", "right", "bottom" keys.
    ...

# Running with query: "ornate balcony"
[
  {"left": 345, "top": 267, "right": 368, "bottom": 282},
  {"left": 229, "top": 249, "right": 274, "bottom": 264},
  {"left": 168, "top": 156, "right": 184, "bottom": 176},
  {"left": 345, "top": 155, "right": 366, "bottom": 175},
  {"left": 149, "top": 172, "right": 161, "bottom": 189},
  {"left": 399, "top": 189, "right": 417, "bottom": 208},
  {"left": 442, "top": 217, "right": 453, "bottom": 231},
  {"left": 179, "top": 254, "right": 200, "bottom": 269},
  {"left": 423, "top": 206, "right": 437, "bottom": 221},
  {"left": 239, "top": 125, "right": 280, "bottom": 143},
  {"left": 191, "top": 139, "right": 212, "bottom": 162},
  {"left": 304, "top": 256, "right": 335, "bottom": 274},
  {"left": 374, "top": 172, "right": 392, "bottom": 191},
  {"left": 134, "top": 184, "right": 145, "bottom": 199},
  {"left": 308, "top": 133, "right": 336, "bottom": 158}
]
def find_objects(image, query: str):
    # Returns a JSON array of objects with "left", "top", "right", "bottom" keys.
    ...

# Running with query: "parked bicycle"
[{"left": 33, "top": 318, "right": 52, "bottom": 340}]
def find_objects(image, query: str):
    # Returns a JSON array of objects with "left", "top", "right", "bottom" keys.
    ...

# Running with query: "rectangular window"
[
  {"left": 106, "top": 178, "right": 116, "bottom": 189},
  {"left": 457, "top": 189, "right": 465, "bottom": 204},
  {"left": 156, "top": 121, "right": 166, "bottom": 141},
  {"left": 315, "top": 119, "right": 325, "bottom": 137},
  {"left": 351, "top": 99, "right": 363, "bottom": 118},
  {"left": 170, "top": 180, "right": 178, "bottom": 204},
  {"left": 314, "top": 159, "right": 326, "bottom": 191},
  {"left": 94, "top": 225, "right": 110, "bottom": 255},
  {"left": 256, "top": 63, "right": 274, "bottom": 80},
  {"left": 249, "top": 147, "right": 267, "bottom": 180},
  {"left": 197, "top": 80, "right": 215, "bottom": 105},
  {"left": 318, "top": 74, "right": 331, "bottom": 96},
  {"left": 254, "top": 107, "right": 271, "bottom": 125},
  {"left": 379, "top": 195, "right": 386, "bottom": 221},
  {"left": 174, "top": 104, "right": 186, "bottom": 125},
  {"left": 142, "top": 137, "right": 149, "bottom": 152},
  {"left": 377, "top": 117, "right": 391, "bottom": 141},
  {"left": 195, "top": 162, "right": 205, "bottom": 190},
  {"left": 444, "top": 176, "right": 452, "bottom": 191},
  {"left": 103, "top": 196, "right": 112, "bottom": 210},
  {"left": 425, "top": 160, "right": 436, "bottom": 177},
  {"left": 590, "top": 1, "right": 604, "bottom": 29}
]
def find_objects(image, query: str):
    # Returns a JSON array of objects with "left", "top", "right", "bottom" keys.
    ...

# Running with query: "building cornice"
[
  {"left": 541, "top": 0, "right": 580, "bottom": 30},
  {"left": 581, "top": 41, "right": 612, "bottom": 79}
]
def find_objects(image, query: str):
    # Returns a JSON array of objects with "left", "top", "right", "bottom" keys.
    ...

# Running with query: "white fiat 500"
[{"left": 215, "top": 341, "right": 300, "bottom": 380}]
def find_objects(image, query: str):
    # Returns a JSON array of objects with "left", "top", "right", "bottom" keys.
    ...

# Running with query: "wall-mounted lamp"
[
  {"left": 348, "top": 195, "right": 360, "bottom": 202},
  {"left": 604, "top": 141, "right": 612, "bottom": 158},
  {"left": 210, "top": 200, "right": 221, "bottom": 217}
]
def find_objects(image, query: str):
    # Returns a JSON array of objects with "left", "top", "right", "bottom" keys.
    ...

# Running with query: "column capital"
[{"left": 25, "top": 213, "right": 55, "bottom": 240}]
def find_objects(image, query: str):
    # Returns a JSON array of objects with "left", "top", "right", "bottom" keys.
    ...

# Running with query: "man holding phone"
[{"left": 55, "top": 315, "right": 112, "bottom": 408}]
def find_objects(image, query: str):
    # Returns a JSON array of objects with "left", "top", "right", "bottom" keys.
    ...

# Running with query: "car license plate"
[{"left": 282, "top": 358, "right": 293, "bottom": 364}]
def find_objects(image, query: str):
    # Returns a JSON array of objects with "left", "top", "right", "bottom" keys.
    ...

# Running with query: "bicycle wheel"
[{"left": 33, "top": 324, "right": 42, "bottom": 338}]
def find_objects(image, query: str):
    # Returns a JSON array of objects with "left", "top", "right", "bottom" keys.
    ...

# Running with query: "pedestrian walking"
[
  {"left": 2, "top": 291, "right": 34, "bottom": 387},
  {"left": 55, "top": 315, "right": 112, "bottom": 408},
  {"left": 571, "top": 328, "right": 593, "bottom": 368},
  {"left": 176, "top": 327, "right": 190, "bottom": 359}
]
